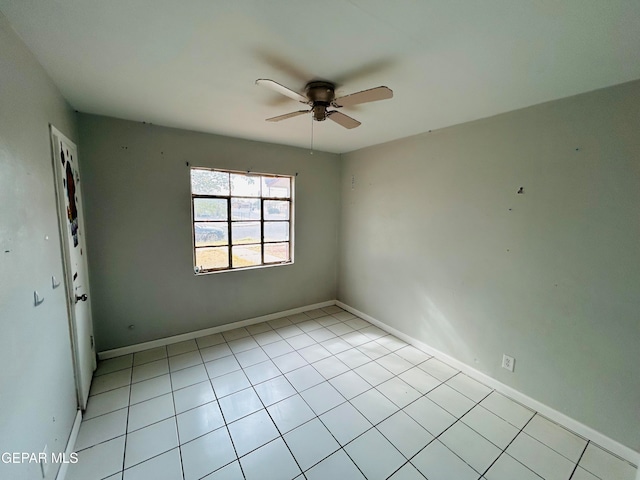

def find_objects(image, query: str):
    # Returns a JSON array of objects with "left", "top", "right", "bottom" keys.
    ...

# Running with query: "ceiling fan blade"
[
  {"left": 256, "top": 79, "right": 308, "bottom": 103},
  {"left": 327, "top": 111, "right": 361, "bottom": 129},
  {"left": 333, "top": 86, "right": 393, "bottom": 108},
  {"left": 266, "top": 110, "right": 310, "bottom": 122}
]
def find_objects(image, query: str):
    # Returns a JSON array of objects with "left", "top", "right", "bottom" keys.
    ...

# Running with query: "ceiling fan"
[{"left": 256, "top": 79, "right": 393, "bottom": 129}]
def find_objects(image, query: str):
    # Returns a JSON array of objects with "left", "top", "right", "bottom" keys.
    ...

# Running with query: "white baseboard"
[
  {"left": 98, "top": 300, "right": 336, "bottom": 360},
  {"left": 336, "top": 301, "right": 639, "bottom": 467},
  {"left": 55, "top": 409, "right": 82, "bottom": 480}
]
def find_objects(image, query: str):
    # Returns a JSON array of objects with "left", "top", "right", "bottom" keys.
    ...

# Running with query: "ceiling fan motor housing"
[{"left": 306, "top": 81, "right": 335, "bottom": 121}]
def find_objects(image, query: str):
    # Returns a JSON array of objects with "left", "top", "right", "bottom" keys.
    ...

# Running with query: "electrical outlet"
[{"left": 502, "top": 354, "right": 515, "bottom": 372}]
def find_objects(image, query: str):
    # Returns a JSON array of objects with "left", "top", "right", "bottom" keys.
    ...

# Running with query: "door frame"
[{"left": 49, "top": 125, "right": 96, "bottom": 409}]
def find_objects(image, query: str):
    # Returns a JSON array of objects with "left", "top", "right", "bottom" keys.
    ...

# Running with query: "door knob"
[{"left": 75, "top": 294, "right": 88, "bottom": 303}]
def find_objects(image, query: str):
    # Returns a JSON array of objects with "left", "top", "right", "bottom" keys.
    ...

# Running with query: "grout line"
[{"left": 568, "top": 441, "right": 592, "bottom": 480}]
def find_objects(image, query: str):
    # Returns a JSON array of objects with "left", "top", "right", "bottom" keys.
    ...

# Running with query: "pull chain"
[{"left": 310, "top": 114, "right": 314, "bottom": 155}]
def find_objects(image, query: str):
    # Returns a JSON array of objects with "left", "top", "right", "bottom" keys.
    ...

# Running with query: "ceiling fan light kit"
[{"left": 256, "top": 78, "right": 393, "bottom": 129}]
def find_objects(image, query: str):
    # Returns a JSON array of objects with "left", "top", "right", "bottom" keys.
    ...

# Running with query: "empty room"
[{"left": 0, "top": 1, "right": 638, "bottom": 480}]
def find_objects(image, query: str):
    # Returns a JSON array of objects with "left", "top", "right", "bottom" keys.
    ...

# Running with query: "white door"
[{"left": 50, "top": 126, "right": 96, "bottom": 410}]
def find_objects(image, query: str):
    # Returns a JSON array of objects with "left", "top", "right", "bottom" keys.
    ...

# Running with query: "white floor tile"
[
  {"left": 332, "top": 311, "right": 356, "bottom": 321},
  {"left": 66, "top": 435, "right": 125, "bottom": 480},
  {"left": 96, "top": 355, "right": 133, "bottom": 376},
  {"left": 375, "top": 335, "right": 408, "bottom": 351},
  {"left": 313, "top": 356, "right": 350, "bottom": 379},
  {"left": 298, "top": 344, "right": 332, "bottom": 363},
  {"left": 412, "top": 440, "right": 478, "bottom": 480},
  {"left": 417, "top": 358, "right": 458, "bottom": 381},
  {"left": 300, "top": 381, "right": 346, "bottom": 415},
  {"left": 305, "top": 449, "right": 365, "bottom": 480},
  {"left": 394, "top": 345, "right": 430, "bottom": 364},
  {"left": 272, "top": 351, "right": 308, "bottom": 373},
  {"left": 319, "top": 402, "right": 372, "bottom": 445},
  {"left": 227, "top": 336, "right": 259, "bottom": 353},
  {"left": 262, "top": 339, "right": 294, "bottom": 358},
  {"left": 388, "top": 462, "right": 425, "bottom": 480},
  {"left": 446, "top": 373, "right": 492, "bottom": 402},
  {"left": 169, "top": 351, "right": 203, "bottom": 372},
  {"left": 171, "top": 364, "right": 208, "bottom": 390},
  {"left": 398, "top": 367, "right": 442, "bottom": 394},
  {"left": 218, "top": 388, "right": 263, "bottom": 423},
  {"left": 132, "top": 358, "right": 170, "bottom": 383},
  {"left": 210, "top": 370, "right": 251, "bottom": 398},
  {"left": 84, "top": 385, "right": 130, "bottom": 420},
  {"left": 304, "top": 308, "right": 327, "bottom": 319},
  {"left": 124, "top": 418, "right": 178, "bottom": 469},
  {"left": 316, "top": 316, "right": 341, "bottom": 327},
  {"left": 90, "top": 369, "right": 131, "bottom": 396},
  {"left": 523, "top": 414, "right": 587, "bottom": 462},
  {"left": 129, "top": 374, "right": 172, "bottom": 405},
  {"left": 268, "top": 317, "right": 293, "bottom": 329},
  {"left": 506, "top": 432, "right": 575, "bottom": 480},
  {"left": 354, "top": 362, "right": 394, "bottom": 386},
  {"left": 375, "top": 353, "right": 413, "bottom": 375},
  {"left": 377, "top": 411, "right": 434, "bottom": 458},
  {"left": 205, "top": 356, "right": 241, "bottom": 379},
  {"left": 327, "top": 322, "right": 355, "bottom": 336},
  {"left": 342, "top": 331, "right": 371, "bottom": 347},
  {"left": 571, "top": 466, "right": 602, "bottom": 480},
  {"left": 123, "top": 447, "right": 183, "bottom": 480},
  {"left": 235, "top": 347, "right": 269, "bottom": 368},
  {"left": 267, "top": 394, "right": 316, "bottom": 434},
  {"left": 181, "top": 427, "right": 236, "bottom": 480},
  {"left": 247, "top": 322, "right": 273, "bottom": 335},
  {"left": 240, "top": 438, "right": 301, "bottom": 480},
  {"left": 228, "top": 409, "right": 279, "bottom": 456},
  {"left": 357, "top": 341, "right": 391, "bottom": 360},
  {"left": 244, "top": 360, "right": 281, "bottom": 384},
  {"left": 376, "top": 377, "right": 421, "bottom": 408},
  {"left": 284, "top": 418, "right": 340, "bottom": 470},
  {"left": 479, "top": 392, "right": 534, "bottom": 428},
  {"left": 297, "top": 319, "right": 323, "bottom": 333},
  {"left": 345, "top": 428, "right": 405, "bottom": 480},
  {"left": 578, "top": 443, "right": 637, "bottom": 480},
  {"left": 200, "top": 343, "right": 232, "bottom": 362},
  {"left": 307, "top": 327, "right": 337, "bottom": 343},
  {"left": 127, "top": 393, "right": 175, "bottom": 432},
  {"left": 404, "top": 397, "right": 456, "bottom": 436},
  {"left": 133, "top": 346, "right": 167, "bottom": 366},
  {"left": 75, "top": 408, "right": 128, "bottom": 450},
  {"left": 254, "top": 375, "right": 296, "bottom": 406},
  {"left": 321, "top": 305, "right": 344, "bottom": 315},
  {"left": 222, "top": 327, "right": 250, "bottom": 341},
  {"left": 360, "top": 326, "right": 388, "bottom": 340},
  {"left": 336, "top": 348, "right": 372, "bottom": 369},
  {"left": 321, "top": 336, "right": 352, "bottom": 354},
  {"left": 461, "top": 405, "right": 519, "bottom": 449},
  {"left": 253, "top": 330, "right": 282, "bottom": 346},
  {"left": 177, "top": 401, "right": 224, "bottom": 444},
  {"left": 173, "top": 381, "right": 215, "bottom": 414},
  {"left": 202, "top": 460, "right": 243, "bottom": 479},
  {"left": 427, "top": 384, "right": 475, "bottom": 417},
  {"left": 351, "top": 388, "right": 399, "bottom": 425},
  {"left": 285, "top": 364, "right": 325, "bottom": 392},
  {"left": 167, "top": 339, "right": 198, "bottom": 357},
  {"left": 329, "top": 370, "right": 372, "bottom": 399},
  {"left": 484, "top": 453, "right": 543, "bottom": 480},
  {"left": 439, "top": 421, "right": 502, "bottom": 473},
  {"left": 345, "top": 317, "right": 370, "bottom": 330},
  {"left": 196, "top": 333, "right": 225, "bottom": 348},
  {"left": 276, "top": 324, "right": 304, "bottom": 339},
  {"left": 286, "top": 333, "right": 316, "bottom": 350}
]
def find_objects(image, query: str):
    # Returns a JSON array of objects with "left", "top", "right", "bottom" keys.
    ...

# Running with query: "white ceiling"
[{"left": 2, "top": 1, "right": 640, "bottom": 154}]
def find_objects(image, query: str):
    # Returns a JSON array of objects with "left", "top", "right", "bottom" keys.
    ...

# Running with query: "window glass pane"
[
  {"left": 191, "top": 169, "right": 229, "bottom": 195},
  {"left": 231, "top": 198, "right": 260, "bottom": 221},
  {"left": 264, "top": 221, "right": 289, "bottom": 242},
  {"left": 232, "top": 222, "right": 261, "bottom": 245},
  {"left": 232, "top": 245, "right": 261, "bottom": 268},
  {"left": 195, "top": 246, "right": 229, "bottom": 271},
  {"left": 194, "top": 222, "right": 228, "bottom": 246},
  {"left": 194, "top": 198, "right": 227, "bottom": 221},
  {"left": 231, "top": 173, "right": 260, "bottom": 197},
  {"left": 264, "top": 242, "right": 289, "bottom": 263},
  {"left": 264, "top": 200, "right": 289, "bottom": 220},
  {"left": 262, "top": 177, "right": 291, "bottom": 198}
]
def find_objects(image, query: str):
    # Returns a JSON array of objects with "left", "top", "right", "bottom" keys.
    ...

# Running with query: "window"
[{"left": 190, "top": 167, "right": 293, "bottom": 273}]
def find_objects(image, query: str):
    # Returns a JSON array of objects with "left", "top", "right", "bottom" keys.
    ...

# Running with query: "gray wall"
[
  {"left": 0, "top": 14, "right": 79, "bottom": 480},
  {"left": 338, "top": 80, "right": 640, "bottom": 450},
  {"left": 78, "top": 114, "right": 340, "bottom": 351}
]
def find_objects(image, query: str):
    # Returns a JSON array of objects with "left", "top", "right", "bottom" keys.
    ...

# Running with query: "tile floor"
[{"left": 66, "top": 306, "right": 637, "bottom": 480}]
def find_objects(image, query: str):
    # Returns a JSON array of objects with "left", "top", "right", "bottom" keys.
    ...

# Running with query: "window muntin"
[{"left": 191, "top": 168, "right": 293, "bottom": 273}]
